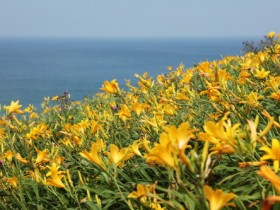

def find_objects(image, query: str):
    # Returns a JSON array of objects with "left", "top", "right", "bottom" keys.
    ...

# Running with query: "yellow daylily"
[
  {"left": 204, "top": 185, "right": 236, "bottom": 210},
  {"left": 15, "top": 153, "right": 29, "bottom": 164},
  {"left": 130, "top": 140, "right": 143, "bottom": 157},
  {"left": 6, "top": 177, "right": 19, "bottom": 188},
  {"left": 144, "top": 135, "right": 176, "bottom": 169},
  {"left": 163, "top": 122, "right": 196, "bottom": 151},
  {"left": 51, "top": 95, "right": 59, "bottom": 101},
  {"left": 34, "top": 149, "right": 49, "bottom": 165},
  {"left": 100, "top": 79, "right": 120, "bottom": 94},
  {"left": 128, "top": 184, "right": 154, "bottom": 199},
  {"left": 255, "top": 68, "right": 270, "bottom": 79},
  {"left": 79, "top": 139, "right": 106, "bottom": 170},
  {"left": 260, "top": 138, "right": 280, "bottom": 172},
  {"left": 198, "top": 115, "right": 239, "bottom": 154},
  {"left": 145, "top": 122, "right": 196, "bottom": 170},
  {"left": 105, "top": 144, "right": 133, "bottom": 167},
  {"left": 269, "top": 91, "right": 280, "bottom": 101},
  {"left": 26, "top": 123, "right": 50, "bottom": 141},
  {"left": 4, "top": 100, "right": 23, "bottom": 115},
  {"left": 267, "top": 31, "right": 275, "bottom": 38},
  {"left": 116, "top": 105, "right": 131, "bottom": 121},
  {"left": 257, "top": 165, "right": 280, "bottom": 194},
  {"left": 3, "top": 150, "right": 14, "bottom": 162},
  {"left": 241, "top": 91, "right": 263, "bottom": 108},
  {"left": 135, "top": 73, "right": 154, "bottom": 89},
  {"left": 45, "top": 173, "right": 66, "bottom": 189},
  {"left": 25, "top": 169, "right": 42, "bottom": 183},
  {"left": 131, "top": 102, "right": 148, "bottom": 116},
  {"left": 45, "top": 162, "right": 66, "bottom": 189}
]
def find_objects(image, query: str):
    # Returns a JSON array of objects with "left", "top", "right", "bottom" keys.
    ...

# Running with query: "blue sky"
[{"left": 0, "top": 0, "right": 279, "bottom": 38}]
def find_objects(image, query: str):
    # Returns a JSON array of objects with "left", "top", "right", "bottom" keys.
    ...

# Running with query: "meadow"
[{"left": 0, "top": 32, "right": 280, "bottom": 210}]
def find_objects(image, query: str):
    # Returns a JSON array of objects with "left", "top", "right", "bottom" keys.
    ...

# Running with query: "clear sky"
[{"left": 0, "top": 0, "right": 279, "bottom": 38}]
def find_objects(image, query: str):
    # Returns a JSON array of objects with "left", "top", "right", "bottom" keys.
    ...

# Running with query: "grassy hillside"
[{"left": 0, "top": 32, "right": 280, "bottom": 210}]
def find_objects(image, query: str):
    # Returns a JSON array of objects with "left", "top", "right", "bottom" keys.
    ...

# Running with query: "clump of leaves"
[{"left": 243, "top": 31, "right": 280, "bottom": 53}]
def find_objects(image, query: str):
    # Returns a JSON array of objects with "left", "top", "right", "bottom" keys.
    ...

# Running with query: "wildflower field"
[{"left": 1, "top": 32, "right": 280, "bottom": 210}]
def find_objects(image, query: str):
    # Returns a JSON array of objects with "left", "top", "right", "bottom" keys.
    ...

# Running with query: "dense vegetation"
[{"left": 0, "top": 32, "right": 280, "bottom": 210}]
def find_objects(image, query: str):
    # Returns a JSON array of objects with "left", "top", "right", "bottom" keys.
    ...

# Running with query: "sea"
[{"left": 0, "top": 37, "right": 259, "bottom": 109}]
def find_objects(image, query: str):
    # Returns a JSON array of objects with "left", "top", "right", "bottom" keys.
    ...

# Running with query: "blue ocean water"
[{"left": 0, "top": 37, "right": 256, "bottom": 108}]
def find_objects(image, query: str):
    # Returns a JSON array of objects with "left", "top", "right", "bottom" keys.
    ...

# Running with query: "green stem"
[{"left": 112, "top": 165, "right": 135, "bottom": 210}]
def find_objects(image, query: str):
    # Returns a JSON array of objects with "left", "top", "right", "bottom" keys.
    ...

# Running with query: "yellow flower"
[
  {"left": 45, "top": 174, "right": 66, "bottom": 189},
  {"left": 197, "top": 61, "right": 213, "bottom": 78},
  {"left": 130, "top": 140, "right": 143, "bottom": 157},
  {"left": 131, "top": 102, "right": 148, "bottom": 116},
  {"left": 51, "top": 95, "right": 59, "bottom": 101},
  {"left": 163, "top": 122, "right": 196, "bottom": 151},
  {"left": 25, "top": 169, "right": 42, "bottom": 183},
  {"left": 269, "top": 91, "right": 280, "bottom": 101},
  {"left": 105, "top": 144, "right": 132, "bottom": 167},
  {"left": 89, "top": 120, "right": 100, "bottom": 135},
  {"left": 257, "top": 165, "right": 280, "bottom": 194},
  {"left": 135, "top": 73, "right": 154, "bottom": 89},
  {"left": 35, "top": 149, "right": 49, "bottom": 165},
  {"left": 4, "top": 100, "right": 23, "bottom": 115},
  {"left": 26, "top": 123, "right": 50, "bottom": 141},
  {"left": 116, "top": 105, "right": 131, "bottom": 121},
  {"left": 128, "top": 182, "right": 157, "bottom": 203},
  {"left": 198, "top": 115, "right": 239, "bottom": 154},
  {"left": 260, "top": 139, "right": 280, "bottom": 172},
  {"left": 128, "top": 184, "right": 152, "bottom": 199},
  {"left": 46, "top": 162, "right": 62, "bottom": 177},
  {"left": 145, "top": 135, "right": 176, "bottom": 169},
  {"left": 144, "top": 122, "right": 196, "bottom": 170},
  {"left": 215, "top": 69, "right": 233, "bottom": 88},
  {"left": 80, "top": 139, "right": 106, "bottom": 170},
  {"left": 255, "top": 68, "right": 270, "bottom": 79},
  {"left": 45, "top": 162, "right": 66, "bottom": 189},
  {"left": 100, "top": 79, "right": 120, "bottom": 94},
  {"left": 6, "top": 177, "right": 19, "bottom": 188},
  {"left": 180, "top": 71, "right": 193, "bottom": 84},
  {"left": 241, "top": 91, "right": 263, "bottom": 108},
  {"left": 204, "top": 185, "right": 236, "bottom": 210},
  {"left": 267, "top": 31, "right": 275, "bottom": 38},
  {"left": 199, "top": 81, "right": 221, "bottom": 101},
  {"left": 163, "top": 104, "right": 177, "bottom": 116},
  {"left": 3, "top": 150, "right": 14, "bottom": 162},
  {"left": 15, "top": 153, "right": 29, "bottom": 164}
]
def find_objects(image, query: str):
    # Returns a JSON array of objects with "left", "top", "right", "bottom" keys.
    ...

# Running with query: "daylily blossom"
[
  {"left": 198, "top": 115, "right": 240, "bottom": 154},
  {"left": 204, "top": 185, "right": 236, "bottom": 210},
  {"left": 116, "top": 105, "right": 131, "bottom": 121},
  {"left": 267, "top": 31, "right": 275, "bottom": 38},
  {"left": 255, "top": 68, "right": 270, "bottom": 79},
  {"left": 100, "top": 79, "right": 120, "bottom": 94},
  {"left": 260, "top": 139, "right": 280, "bottom": 172},
  {"left": 15, "top": 153, "right": 29, "bottom": 164},
  {"left": 6, "top": 177, "right": 19, "bottom": 188},
  {"left": 4, "top": 100, "right": 23, "bottom": 115},
  {"left": 45, "top": 162, "right": 66, "bottom": 189},
  {"left": 80, "top": 139, "right": 106, "bottom": 170},
  {"left": 34, "top": 149, "right": 49, "bottom": 165},
  {"left": 257, "top": 165, "right": 280, "bottom": 194},
  {"left": 105, "top": 144, "right": 133, "bottom": 167}
]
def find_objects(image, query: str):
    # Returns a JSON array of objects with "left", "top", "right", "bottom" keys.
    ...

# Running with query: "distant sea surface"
[{"left": 0, "top": 37, "right": 257, "bottom": 108}]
